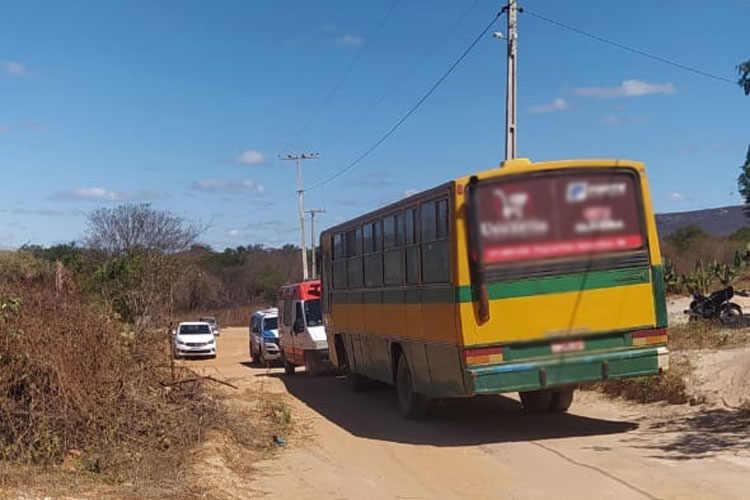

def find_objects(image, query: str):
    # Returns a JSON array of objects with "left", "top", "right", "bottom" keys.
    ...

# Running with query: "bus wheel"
[
  {"left": 395, "top": 355, "right": 430, "bottom": 420},
  {"left": 282, "top": 352, "right": 295, "bottom": 375},
  {"left": 340, "top": 344, "right": 370, "bottom": 391},
  {"left": 519, "top": 390, "right": 552, "bottom": 413},
  {"left": 549, "top": 388, "right": 575, "bottom": 412}
]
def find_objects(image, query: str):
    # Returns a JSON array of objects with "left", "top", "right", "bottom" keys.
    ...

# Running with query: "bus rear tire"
[
  {"left": 520, "top": 390, "right": 552, "bottom": 413},
  {"left": 395, "top": 355, "right": 430, "bottom": 420},
  {"left": 549, "top": 388, "right": 575, "bottom": 412}
]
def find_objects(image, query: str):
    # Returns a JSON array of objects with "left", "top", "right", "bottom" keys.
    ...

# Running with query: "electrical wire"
[
  {"left": 305, "top": 10, "right": 503, "bottom": 192},
  {"left": 291, "top": 0, "right": 402, "bottom": 143},
  {"left": 523, "top": 8, "right": 737, "bottom": 85},
  {"left": 345, "top": 0, "right": 483, "bottom": 129}
]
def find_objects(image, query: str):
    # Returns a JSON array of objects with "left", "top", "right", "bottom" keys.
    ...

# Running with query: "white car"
[
  {"left": 199, "top": 316, "right": 220, "bottom": 337},
  {"left": 173, "top": 321, "right": 217, "bottom": 359}
]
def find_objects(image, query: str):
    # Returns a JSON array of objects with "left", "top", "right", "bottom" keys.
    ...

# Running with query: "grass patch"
[
  {"left": 668, "top": 320, "right": 750, "bottom": 350},
  {"left": 586, "top": 356, "right": 696, "bottom": 405}
]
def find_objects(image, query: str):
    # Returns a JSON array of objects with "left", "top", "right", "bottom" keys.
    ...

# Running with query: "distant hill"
[{"left": 656, "top": 205, "right": 749, "bottom": 237}]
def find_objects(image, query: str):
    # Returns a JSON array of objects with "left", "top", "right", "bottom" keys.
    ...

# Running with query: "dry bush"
[
  {"left": 586, "top": 357, "right": 693, "bottom": 405},
  {"left": 669, "top": 321, "right": 750, "bottom": 350},
  {"left": 662, "top": 237, "right": 739, "bottom": 275},
  {"left": 0, "top": 253, "right": 220, "bottom": 479}
]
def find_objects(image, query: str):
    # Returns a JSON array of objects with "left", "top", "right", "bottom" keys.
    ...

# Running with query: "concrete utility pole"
[
  {"left": 280, "top": 153, "right": 319, "bottom": 280},
  {"left": 305, "top": 208, "right": 326, "bottom": 278},
  {"left": 504, "top": 1, "right": 518, "bottom": 160}
]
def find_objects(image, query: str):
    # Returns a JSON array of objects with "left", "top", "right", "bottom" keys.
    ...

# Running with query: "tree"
[
  {"left": 86, "top": 203, "right": 203, "bottom": 256},
  {"left": 737, "top": 145, "right": 750, "bottom": 216},
  {"left": 738, "top": 60, "right": 750, "bottom": 95},
  {"left": 664, "top": 225, "right": 708, "bottom": 252},
  {"left": 85, "top": 204, "right": 203, "bottom": 338}
]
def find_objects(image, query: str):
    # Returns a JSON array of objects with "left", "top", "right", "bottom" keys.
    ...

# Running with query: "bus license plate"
[{"left": 551, "top": 339, "right": 585, "bottom": 353}]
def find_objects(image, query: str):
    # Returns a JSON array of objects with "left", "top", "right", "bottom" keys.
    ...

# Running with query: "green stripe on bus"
[
  {"left": 651, "top": 264, "right": 668, "bottom": 327},
  {"left": 331, "top": 266, "right": 650, "bottom": 305},
  {"left": 456, "top": 266, "right": 650, "bottom": 302}
]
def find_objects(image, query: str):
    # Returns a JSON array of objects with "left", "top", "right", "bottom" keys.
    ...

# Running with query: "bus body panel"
[{"left": 321, "top": 158, "right": 668, "bottom": 400}]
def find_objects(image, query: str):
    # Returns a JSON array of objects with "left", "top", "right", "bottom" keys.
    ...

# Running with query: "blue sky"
[{"left": 1, "top": 0, "right": 748, "bottom": 250}]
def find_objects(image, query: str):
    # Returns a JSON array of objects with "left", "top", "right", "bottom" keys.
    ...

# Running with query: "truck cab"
[{"left": 278, "top": 280, "right": 329, "bottom": 376}]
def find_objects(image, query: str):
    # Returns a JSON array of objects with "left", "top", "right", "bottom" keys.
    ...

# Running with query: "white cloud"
[
  {"left": 51, "top": 187, "right": 165, "bottom": 202},
  {"left": 191, "top": 179, "right": 265, "bottom": 195},
  {"left": 574, "top": 79, "right": 675, "bottom": 98},
  {"left": 235, "top": 149, "right": 265, "bottom": 165},
  {"left": 336, "top": 34, "right": 364, "bottom": 48},
  {"left": 667, "top": 192, "right": 687, "bottom": 202},
  {"left": 3, "top": 60, "right": 27, "bottom": 77},
  {"left": 529, "top": 97, "right": 570, "bottom": 114},
  {"left": 227, "top": 229, "right": 241, "bottom": 237}
]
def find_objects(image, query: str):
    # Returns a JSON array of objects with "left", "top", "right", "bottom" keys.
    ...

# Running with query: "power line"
[
  {"left": 345, "top": 0, "right": 483, "bottom": 129},
  {"left": 291, "top": 0, "right": 402, "bottom": 143},
  {"left": 523, "top": 8, "right": 736, "bottom": 85},
  {"left": 305, "top": 10, "right": 503, "bottom": 192}
]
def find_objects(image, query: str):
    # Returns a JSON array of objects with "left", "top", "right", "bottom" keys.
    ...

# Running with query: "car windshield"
[
  {"left": 304, "top": 300, "right": 323, "bottom": 327},
  {"left": 263, "top": 317, "right": 278, "bottom": 330},
  {"left": 180, "top": 324, "right": 211, "bottom": 334}
]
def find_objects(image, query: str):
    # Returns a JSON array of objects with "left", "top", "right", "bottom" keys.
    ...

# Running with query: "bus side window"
[
  {"left": 405, "top": 207, "right": 420, "bottom": 285},
  {"left": 421, "top": 198, "right": 450, "bottom": 283}
]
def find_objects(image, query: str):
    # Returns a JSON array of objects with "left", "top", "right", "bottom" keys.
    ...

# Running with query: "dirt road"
[{"left": 183, "top": 328, "right": 750, "bottom": 500}]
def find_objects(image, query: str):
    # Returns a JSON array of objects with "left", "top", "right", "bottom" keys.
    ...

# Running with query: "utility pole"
[
  {"left": 305, "top": 208, "right": 326, "bottom": 278},
  {"left": 280, "top": 153, "right": 319, "bottom": 280},
  {"left": 504, "top": 1, "right": 518, "bottom": 160}
]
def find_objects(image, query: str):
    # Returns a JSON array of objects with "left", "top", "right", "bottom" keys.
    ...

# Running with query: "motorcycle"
[{"left": 684, "top": 286, "right": 746, "bottom": 326}]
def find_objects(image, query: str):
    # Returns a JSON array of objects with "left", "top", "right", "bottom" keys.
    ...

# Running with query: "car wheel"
[
  {"left": 305, "top": 352, "right": 321, "bottom": 376},
  {"left": 250, "top": 341, "right": 258, "bottom": 364},
  {"left": 395, "top": 354, "right": 430, "bottom": 419},
  {"left": 282, "top": 352, "right": 295, "bottom": 375}
]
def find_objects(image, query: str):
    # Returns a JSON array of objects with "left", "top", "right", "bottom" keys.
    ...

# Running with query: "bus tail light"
[
  {"left": 464, "top": 347, "right": 503, "bottom": 365},
  {"left": 632, "top": 327, "right": 668, "bottom": 346}
]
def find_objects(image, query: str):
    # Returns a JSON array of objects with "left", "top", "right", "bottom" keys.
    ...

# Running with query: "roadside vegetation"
[
  {"left": 0, "top": 203, "right": 300, "bottom": 496},
  {"left": 592, "top": 222, "right": 750, "bottom": 406}
]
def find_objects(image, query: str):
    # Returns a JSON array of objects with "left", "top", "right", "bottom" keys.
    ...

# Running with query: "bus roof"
[
  {"left": 320, "top": 158, "right": 645, "bottom": 238},
  {"left": 279, "top": 280, "right": 322, "bottom": 301}
]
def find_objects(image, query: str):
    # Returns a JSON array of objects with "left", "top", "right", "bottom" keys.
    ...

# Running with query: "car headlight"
[
  {"left": 176, "top": 339, "right": 186, "bottom": 345},
  {"left": 208, "top": 338, "right": 215, "bottom": 345},
  {"left": 263, "top": 337, "right": 276, "bottom": 344}
]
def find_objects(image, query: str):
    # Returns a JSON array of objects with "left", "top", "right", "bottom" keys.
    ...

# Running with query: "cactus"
[{"left": 685, "top": 260, "right": 714, "bottom": 295}]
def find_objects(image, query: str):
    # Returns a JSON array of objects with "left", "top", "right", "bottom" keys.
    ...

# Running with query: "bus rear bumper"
[{"left": 465, "top": 345, "right": 669, "bottom": 395}]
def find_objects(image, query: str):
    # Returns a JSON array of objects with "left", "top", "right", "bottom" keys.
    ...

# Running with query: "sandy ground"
[{"left": 179, "top": 327, "right": 750, "bottom": 500}]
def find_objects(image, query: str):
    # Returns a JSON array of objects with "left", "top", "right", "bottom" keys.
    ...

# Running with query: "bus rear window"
[{"left": 476, "top": 171, "right": 643, "bottom": 264}]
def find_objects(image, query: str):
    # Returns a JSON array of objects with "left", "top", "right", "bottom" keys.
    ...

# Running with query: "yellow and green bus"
[{"left": 320, "top": 158, "right": 668, "bottom": 418}]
